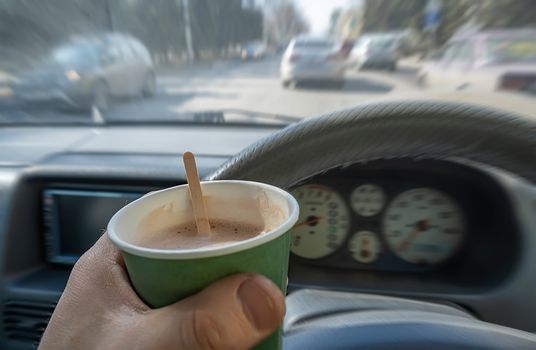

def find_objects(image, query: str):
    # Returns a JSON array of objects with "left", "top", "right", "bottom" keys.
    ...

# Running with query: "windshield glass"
[
  {"left": 49, "top": 45, "right": 99, "bottom": 66},
  {"left": 369, "top": 38, "right": 396, "bottom": 49},
  {"left": 294, "top": 40, "right": 334, "bottom": 49},
  {"left": 0, "top": 0, "right": 534, "bottom": 125}
]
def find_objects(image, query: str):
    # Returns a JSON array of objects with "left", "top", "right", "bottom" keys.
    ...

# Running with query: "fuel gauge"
[{"left": 348, "top": 230, "right": 382, "bottom": 263}]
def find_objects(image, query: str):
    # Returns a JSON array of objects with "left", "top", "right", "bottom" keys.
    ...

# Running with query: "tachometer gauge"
[
  {"left": 290, "top": 184, "right": 350, "bottom": 259},
  {"left": 348, "top": 230, "right": 382, "bottom": 263},
  {"left": 350, "top": 184, "right": 385, "bottom": 216},
  {"left": 383, "top": 188, "right": 464, "bottom": 265}
]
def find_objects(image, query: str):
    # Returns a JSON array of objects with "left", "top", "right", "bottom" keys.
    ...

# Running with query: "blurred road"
[
  {"left": 0, "top": 54, "right": 420, "bottom": 123},
  {"left": 113, "top": 54, "right": 418, "bottom": 120}
]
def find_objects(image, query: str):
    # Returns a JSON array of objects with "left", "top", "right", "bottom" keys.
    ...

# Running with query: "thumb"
[{"left": 143, "top": 273, "right": 285, "bottom": 350}]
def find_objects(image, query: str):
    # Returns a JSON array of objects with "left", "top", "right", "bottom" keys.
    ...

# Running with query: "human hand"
[{"left": 39, "top": 234, "right": 285, "bottom": 349}]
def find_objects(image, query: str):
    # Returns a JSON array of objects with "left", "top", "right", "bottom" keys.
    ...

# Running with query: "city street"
[
  {"left": 114, "top": 54, "right": 418, "bottom": 120},
  {"left": 0, "top": 54, "right": 420, "bottom": 124}
]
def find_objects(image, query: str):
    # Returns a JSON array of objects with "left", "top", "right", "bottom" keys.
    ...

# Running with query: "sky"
[{"left": 295, "top": 0, "right": 351, "bottom": 35}]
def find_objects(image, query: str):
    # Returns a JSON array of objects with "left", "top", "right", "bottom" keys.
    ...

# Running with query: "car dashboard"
[
  {"left": 287, "top": 160, "right": 519, "bottom": 293},
  {"left": 0, "top": 125, "right": 535, "bottom": 349}
]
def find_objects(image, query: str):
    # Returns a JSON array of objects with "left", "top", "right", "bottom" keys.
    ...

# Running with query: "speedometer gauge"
[
  {"left": 383, "top": 188, "right": 464, "bottom": 265},
  {"left": 290, "top": 184, "right": 350, "bottom": 259}
]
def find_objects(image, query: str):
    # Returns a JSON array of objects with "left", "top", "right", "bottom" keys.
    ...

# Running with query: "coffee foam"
[
  {"left": 131, "top": 189, "right": 287, "bottom": 250},
  {"left": 135, "top": 219, "right": 264, "bottom": 250}
]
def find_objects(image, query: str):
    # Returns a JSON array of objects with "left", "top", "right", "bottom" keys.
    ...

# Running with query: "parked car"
[
  {"left": 280, "top": 37, "right": 345, "bottom": 88},
  {"left": 13, "top": 33, "right": 155, "bottom": 111},
  {"left": 417, "top": 29, "right": 536, "bottom": 94},
  {"left": 348, "top": 34, "right": 399, "bottom": 71},
  {"left": 241, "top": 41, "right": 267, "bottom": 60}
]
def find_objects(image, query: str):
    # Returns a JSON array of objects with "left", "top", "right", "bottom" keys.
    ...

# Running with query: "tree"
[
  {"left": 0, "top": 0, "right": 111, "bottom": 56},
  {"left": 473, "top": 0, "right": 536, "bottom": 28},
  {"left": 264, "top": 0, "right": 309, "bottom": 45},
  {"left": 0, "top": 0, "right": 265, "bottom": 63},
  {"left": 188, "top": 0, "right": 263, "bottom": 59},
  {"left": 0, "top": 0, "right": 186, "bottom": 62},
  {"left": 435, "top": 0, "right": 473, "bottom": 44},
  {"left": 362, "top": 0, "right": 536, "bottom": 47},
  {"left": 362, "top": 0, "right": 426, "bottom": 32},
  {"left": 114, "top": 0, "right": 186, "bottom": 61}
]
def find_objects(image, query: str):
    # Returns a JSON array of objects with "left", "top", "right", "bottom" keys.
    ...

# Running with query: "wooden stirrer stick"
[{"left": 182, "top": 152, "right": 211, "bottom": 236}]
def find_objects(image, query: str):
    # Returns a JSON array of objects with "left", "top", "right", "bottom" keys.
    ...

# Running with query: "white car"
[
  {"left": 280, "top": 37, "right": 345, "bottom": 88},
  {"left": 13, "top": 33, "right": 156, "bottom": 111},
  {"left": 418, "top": 29, "right": 536, "bottom": 94}
]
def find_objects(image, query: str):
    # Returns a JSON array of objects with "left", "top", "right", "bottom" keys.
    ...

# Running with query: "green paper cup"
[{"left": 107, "top": 180, "right": 299, "bottom": 350}]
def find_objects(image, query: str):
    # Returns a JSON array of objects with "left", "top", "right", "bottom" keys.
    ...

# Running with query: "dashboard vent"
[{"left": 3, "top": 299, "right": 56, "bottom": 347}]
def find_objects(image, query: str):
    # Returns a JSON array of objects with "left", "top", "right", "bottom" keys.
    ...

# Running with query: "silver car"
[
  {"left": 280, "top": 37, "right": 345, "bottom": 88},
  {"left": 349, "top": 34, "right": 399, "bottom": 71},
  {"left": 13, "top": 33, "right": 155, "bottom": 111}
]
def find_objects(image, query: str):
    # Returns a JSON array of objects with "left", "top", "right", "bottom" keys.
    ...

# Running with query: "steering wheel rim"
[{"left": 208, "top": 100, "right": 536, "bottom": 187}]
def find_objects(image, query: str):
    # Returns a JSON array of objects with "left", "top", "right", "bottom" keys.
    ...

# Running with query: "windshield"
[
  {"left": 0, "top": 0, "right": 535, "bottom": 125},
  {"left": 48, "top": 45, "right": 99, "bottom": 67},
  {"left": 294, "top": 40, "right": 334, "bottom": 50},
  {"left": 369, "top": 38, "right": 396, "bottom": 49}
]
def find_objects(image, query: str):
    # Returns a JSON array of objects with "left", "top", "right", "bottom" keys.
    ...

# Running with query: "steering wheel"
[
  {"left": 209, "top": 100, "right": 536, "bottom": 187},
  {"left": 208, "top": 101, "right": 536, "bottom": 349}
]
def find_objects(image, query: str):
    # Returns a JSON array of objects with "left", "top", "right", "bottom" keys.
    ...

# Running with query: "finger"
[{"left": 144, "top": 273, "right": 285, "bottom": 350}]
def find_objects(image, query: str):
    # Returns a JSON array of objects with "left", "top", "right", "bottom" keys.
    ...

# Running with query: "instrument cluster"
[
  {"left": 287, "top": 159, "right": 520, "bottom": 291},
  {"left": 290, "top": 183, "right": 465, "bottom": 271}
]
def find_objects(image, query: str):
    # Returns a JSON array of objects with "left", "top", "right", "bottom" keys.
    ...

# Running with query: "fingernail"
[{"left": 237, "top": 275, "right": 284, "bottom": 331}]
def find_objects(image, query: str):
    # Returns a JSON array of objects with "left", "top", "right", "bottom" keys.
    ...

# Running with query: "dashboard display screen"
[{"left": 43, "top": 189, "right": 143, "bottom": 264}]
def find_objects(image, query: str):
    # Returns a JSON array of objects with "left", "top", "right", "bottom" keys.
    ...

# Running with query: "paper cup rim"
[{"left": 107, "top": 180, "right": 299, "bottom": 260}]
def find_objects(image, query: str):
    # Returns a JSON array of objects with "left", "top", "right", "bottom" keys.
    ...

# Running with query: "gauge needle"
[
  {"left": 397, "top": 219, "right": 430, "bottom": 252},
  {"left": 294, "top": 217, "right": 323, "bottom": 228}
]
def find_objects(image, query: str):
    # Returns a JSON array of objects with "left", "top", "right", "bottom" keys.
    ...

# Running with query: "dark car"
[{"left": 13, "top": 33, "right": 155, "bottom": 111}]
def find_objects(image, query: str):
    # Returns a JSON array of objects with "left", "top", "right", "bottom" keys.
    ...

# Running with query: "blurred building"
[
  {"left": 262, "top": 0, "right": 309, "bottom": 47},
  {"left": 333, "top": 5, "right": 364, "bottom": 40}
]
